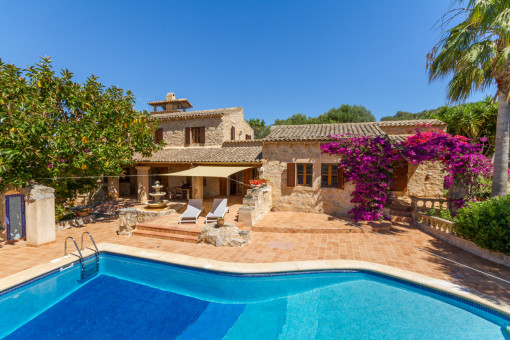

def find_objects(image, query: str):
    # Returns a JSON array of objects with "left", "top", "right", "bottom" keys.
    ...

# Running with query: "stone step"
[
  {"left": 389, "top": 210, "right": 413, "bottom": 217},
  {"left": 390, "top": 215, "right": 413, "bottom": 223},
  {"left": 136, "top": 224, "right": 202, "bottom": 237},
  {"left": 132, "top": 229, "right": 198, "bottom": 243},
  {"left": 388, "top": 204, "right": 412, "bottom": 212}
]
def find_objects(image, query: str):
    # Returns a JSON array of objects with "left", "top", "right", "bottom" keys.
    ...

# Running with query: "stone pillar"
[
  {"left": 136, "top": 166, "right": 151, "bottom": 203},
  {"left": 238, "top": 187, "right": 272, "bottom": 227},
  {"left": 108, "top": 177, "right": 120, "bottom": 199},
  {"left": 20, "top": 183, "right": 56, "bottom": 247},
  {"left": 192, "top": 176, "right": 204, "bottom": 199}
]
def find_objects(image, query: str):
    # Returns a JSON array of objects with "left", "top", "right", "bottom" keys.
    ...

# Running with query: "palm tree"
[
  {"left": 428, "top": 96, "right": 498, "bottom": 155},
  {"left": 427, "top": 0, "right": 510, "bottom": 196}
]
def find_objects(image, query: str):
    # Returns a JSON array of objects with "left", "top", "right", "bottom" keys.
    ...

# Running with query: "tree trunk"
[
  {"left": 448, "top": 173, "right": 469, "bottom": 215},
  {"left": 491, "top": 89, "right": 510, "bottom": 197}
]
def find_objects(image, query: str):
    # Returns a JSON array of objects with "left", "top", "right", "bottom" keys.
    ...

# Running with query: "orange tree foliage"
[{"left": 0, "top": 57, "right": 161, "bottom": 202}]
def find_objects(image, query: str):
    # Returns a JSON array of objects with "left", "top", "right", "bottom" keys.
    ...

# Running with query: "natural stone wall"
[
  {"left": 56, "top": 215, "right": 95, "bottom": 231},
  {"left": 262, "top": 142, "right": 445, "bottom": 215},
  {"left": 407, "top": 161, "right": 444, "bottom": 197},
  {"left": 238, "top": 187, "right": 272, "bottom": 227},
  {"left": 262, "top": 142, "right": 355, "bottom": 216},
  {"left": 222, "top": 110, "right": 254, "bottom": 141},
  {"left": 157, "top": 108, "right": 254, "bottom": 147},
  {"left": 159, "top": 116, "right": 224, "bottom": 147},
  {"left": 204, "top": 177, "right": 220, "bottom": 198}
]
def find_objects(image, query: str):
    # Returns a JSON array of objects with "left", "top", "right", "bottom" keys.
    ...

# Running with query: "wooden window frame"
[
  {"left": 191, "top": 127, "right": 205, "bottom": 144},
  {"left": 296, "top": 163, "right": 313, "bottom": 187},
  {"left": 321, "top": 164, "right": 337, "bottom": 188}
]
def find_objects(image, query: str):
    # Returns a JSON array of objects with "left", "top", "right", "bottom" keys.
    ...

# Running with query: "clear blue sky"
[{"left": 0, "top": 0, "right": 493, "bottom": 123}]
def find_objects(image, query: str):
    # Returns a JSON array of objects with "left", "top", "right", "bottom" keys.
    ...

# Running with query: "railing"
[
  {"left": 412, "top": 211, "right": 456, "bottom": 235},
  {"left": 410, "top": 196, "right": 449, "bottom": 213}
]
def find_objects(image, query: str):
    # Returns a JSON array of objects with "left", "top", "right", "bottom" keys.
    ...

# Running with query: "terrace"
[{"left": 0, "top": 200, "right": 509, "bottom": 310}]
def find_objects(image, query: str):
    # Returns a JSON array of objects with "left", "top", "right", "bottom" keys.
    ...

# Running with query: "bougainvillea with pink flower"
[
  {"left": 321, "top": 127, "right": 492, "bottom": 221},
  {"left": 321, "top": 134, "right": 401, "bottom": 221}
]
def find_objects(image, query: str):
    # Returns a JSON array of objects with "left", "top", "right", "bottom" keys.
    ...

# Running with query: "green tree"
[
  {"left": 427, "top": 0, "right": 510, "bottom": 197},
  {"left": 315, "top": 104, "right": 375, "bottom": 123},
  {"left": 380, "top": 109, "right": 437, "bottom": 121},
  {"left": 274, "top": 105, "right": 374, "bottom": 125},
  {"left": 274, "top": 113, "right": 310, "bottom": 125},
  {"left": 0, "top": 58, "right": 160, "bottom": 204},
  {"left": 247, "top": 118, "right": 271, "bottom": 139}
]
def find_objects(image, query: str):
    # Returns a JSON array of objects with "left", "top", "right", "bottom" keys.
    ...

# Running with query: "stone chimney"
[{"left": 166, "top": 92, "right": 176, "bottom": 101}]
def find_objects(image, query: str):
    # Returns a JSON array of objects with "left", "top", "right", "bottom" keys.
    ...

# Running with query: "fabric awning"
[{"left": 162, "top": 166, "right": 251, "bottom": 178}]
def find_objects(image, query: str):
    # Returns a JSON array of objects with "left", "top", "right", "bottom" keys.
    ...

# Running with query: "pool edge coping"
[{"left": 1, "top": 242, "right": 509, "bottom": 318}]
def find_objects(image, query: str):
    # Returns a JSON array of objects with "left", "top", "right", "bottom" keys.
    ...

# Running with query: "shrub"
[{"left": 454, "top": 196, "right": 510, "bottom": 255}]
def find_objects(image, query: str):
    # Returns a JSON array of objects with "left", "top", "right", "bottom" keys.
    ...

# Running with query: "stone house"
[
  {"left": 260, "top": 120, "right": 447, "bottom": 215},
  {"left": 118, "top": 92, "right": 446, "bottom": 215},
  {"left": 113, "top": 93, "right": 263, "bottom": 202}
]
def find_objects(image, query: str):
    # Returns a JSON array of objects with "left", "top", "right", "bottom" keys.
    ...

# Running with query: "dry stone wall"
[
  {"left": 407, "top": 162, "right": 444, "bottom": 197},
  {"left": 262, "top": 142, "right": 445, "bottom": 215},
  {"left": 262, "top": 142, "right": 355, "bottom": 216},
  {"left": 159, "top": 116, "right": 224, "bottom": 147}
]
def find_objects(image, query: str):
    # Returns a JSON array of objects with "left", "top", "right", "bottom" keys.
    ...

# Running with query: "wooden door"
[{"left": 392, "top": 163, "right": 408, "bottom": 191}]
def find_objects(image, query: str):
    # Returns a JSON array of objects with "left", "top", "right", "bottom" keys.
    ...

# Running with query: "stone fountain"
[{"left": 145, "top": 180, "right": 169, "bottom": 209}]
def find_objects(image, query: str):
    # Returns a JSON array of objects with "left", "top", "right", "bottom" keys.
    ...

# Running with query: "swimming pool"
[{"left": 1, "top": 252, "right": 509, "bottom": 339}]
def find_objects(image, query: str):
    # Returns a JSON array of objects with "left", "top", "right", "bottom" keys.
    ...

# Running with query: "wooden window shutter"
[
  {"left": 185, "top": 127, "right": 191, "bottom": 145},
  {"left": 337, "top": 165, "right": 345, "bottom": 189},
  {"left": 231, "top": 126, "right": 235, "bottom": 140},
  {"left": 287, "top": 163, "right": 296, "bottom": 187},
  {"left": 199, "top": 126, "right": 205, "bottom": 143},
  {"left": 156, "top": 128, "right": 163, "bottom": 143}
]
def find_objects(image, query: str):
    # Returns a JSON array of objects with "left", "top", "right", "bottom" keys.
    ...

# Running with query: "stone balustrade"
[
  {"left": 412, "top": 211, "right": 456, "bottom": 235},
  {"left": 410, "top": 196, "right": 449, "bottom": 212}
]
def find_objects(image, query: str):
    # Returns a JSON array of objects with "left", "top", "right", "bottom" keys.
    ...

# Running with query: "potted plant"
[
  {"left": 216, "top": 217, "right": 225, "bottom": 227},
  {"left": 74, "top": 207, "right": 92, "bottom": 217},
  {"left": 249, "top": 178, "right": 267, "bottom": 188}
]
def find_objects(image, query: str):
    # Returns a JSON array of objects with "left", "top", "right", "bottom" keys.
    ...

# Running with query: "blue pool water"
[{"left": 0, "top": 253, "right": 509, "bottom": 339}]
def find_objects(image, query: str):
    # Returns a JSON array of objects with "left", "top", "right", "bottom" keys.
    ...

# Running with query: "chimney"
[{"left": 166, "top": 92, "right": 176, "bottom": 101}]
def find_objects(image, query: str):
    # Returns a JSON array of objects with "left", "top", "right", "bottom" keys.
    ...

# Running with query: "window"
[
  {"left": 191, "top": 127, "right": 201, "bottom": 144},
  {"left": 188, "top": 126, "right": 205, "bottom": 144},
  {"left": 297, "top": 163, "right": 313, "bottom": 186},
  {"left": 155, "top": 128, "right": 163, "bottom": 143},
  {"left": 321, "top": 164, "right": 338, "bottom": 188}
]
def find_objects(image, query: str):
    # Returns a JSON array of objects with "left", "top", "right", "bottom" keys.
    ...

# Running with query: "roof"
[
  {"left": 388, "top": 135, "right": 410, "bottom": 142},
  {"left": 377, "top": 119, "right": 446, "bottom": 127},
  {"left": 134, "top": 143, "right": 262, "bottom": 163},
  {"left": 148, "top": 98, "right": 192, "bottom": 108},
  {"left": 263, "top": 123, "right": 387, "bottom": 141},
  {"left": 149, "top": 107, "right": 242, "bottom": 121}
]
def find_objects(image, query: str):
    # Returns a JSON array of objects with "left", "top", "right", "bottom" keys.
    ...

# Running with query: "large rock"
[{"left": 198, "top": 223, "right": 251, "bottom": 247}]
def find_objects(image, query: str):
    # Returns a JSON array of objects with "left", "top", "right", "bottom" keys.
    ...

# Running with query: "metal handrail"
[
  {"left": 64, "top": 236, "right": 83, "bottom": 259},
  {"left": 80, "top": 231, "right": 99, "bottom": 253}
]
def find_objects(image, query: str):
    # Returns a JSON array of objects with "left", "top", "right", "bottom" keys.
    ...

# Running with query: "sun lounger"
[
  {"left": 205, "top": 198, "right": 229, "bottom": 224},
  {"left": 179, "top": 199, "right": 203, "bottom": 224}
]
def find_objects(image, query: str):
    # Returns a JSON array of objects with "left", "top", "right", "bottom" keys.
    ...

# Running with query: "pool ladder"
[{"left": 64, "top": 232, "right": 99, "bottom": 281}]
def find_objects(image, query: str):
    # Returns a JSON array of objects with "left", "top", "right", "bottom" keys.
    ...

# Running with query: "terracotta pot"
[
  {"left": 271, "top": 207, "right": 277, "bottom": 212},
  {"left": 217, "top": 219, "right": 225, "bottom": 227},
  {"left": 75, "top": 208, "right": 91, "bottom": 217}
]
